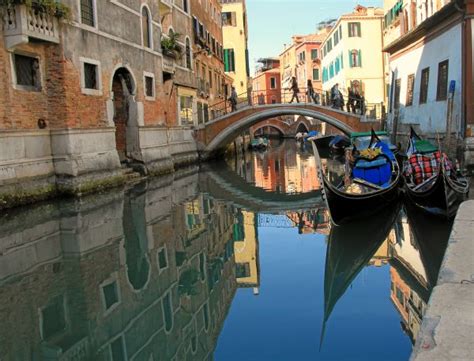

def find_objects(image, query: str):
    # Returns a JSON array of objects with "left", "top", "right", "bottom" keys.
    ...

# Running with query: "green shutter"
[
  {"left": 224, "top": 49, "right": 229, "bottom": 72},
  {"left": 357, "top": 23, "right": 361, "bottom": 37},
  {"left": 358, "top": 50, "right": 362, "bottom": 67},
  {"left": 340, "top": 53, "right": 344, "bottom": 69},
  {"left": 348, "top": 23, "right": 351, "bottom": 37},
  {"left": 230, "top": 49, "right": 235, "bottom": 72},
  {"left": 348, "top": 50, "right": 353, "bottom": 68}
]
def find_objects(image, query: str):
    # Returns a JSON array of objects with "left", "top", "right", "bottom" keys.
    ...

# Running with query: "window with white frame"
[
  {"left": 270, "top": 77, "right": 277, "bottom": 89},
  {"left": 144, "top": 72, "right": 155, "bottom": 99},
  {"left": 80, "top": 57, "right": 102, "bottom": 95},
  {"left": 142, "top": 6, "right": 152, "bottom": 49},
  {"left": 12, "top": 53, "right": 41, "bottom": 91},
  {"left": 80, "top": 0, "right": 96, "bottom": 27},
  {"left": 180, "top": 96, "right": 194, "bottom": 125}
]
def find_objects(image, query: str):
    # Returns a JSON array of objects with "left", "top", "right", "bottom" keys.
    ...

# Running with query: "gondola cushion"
[
  {"left": 353, "top": 158, "right": 391, "bottom": 186},
  {"left": 406, "top": 152, "right": 441, "bottom": 185}
]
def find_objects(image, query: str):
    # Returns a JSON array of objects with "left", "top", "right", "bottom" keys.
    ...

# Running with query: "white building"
[{"left": 383, "top": 0, "right": 474, "bottom": 167}]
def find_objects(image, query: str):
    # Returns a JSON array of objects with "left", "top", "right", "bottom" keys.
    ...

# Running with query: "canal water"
[{"left": 0, "top": 140, "right": 452, "bottom": 361}]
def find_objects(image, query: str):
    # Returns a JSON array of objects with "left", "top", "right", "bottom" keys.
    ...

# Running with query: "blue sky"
[{"left": 246, "top": 0, "right": 383, "bottom": 74}]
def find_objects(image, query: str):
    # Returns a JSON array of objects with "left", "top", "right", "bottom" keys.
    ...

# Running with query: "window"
[
  {"left": 163, "top": 292, "right": 173, "bottom": 332},
  {"left": 141, "top": 7, "right": 151, "bottom": 48},
  {"left": 334, "top": 31, "right": 339, "bottom": 45},
  {"left": 313, "top": 68, "right": 320, "bottom": 81},
  {"left": 236, "top": 263, "right": 251, "bottom": 278},
  {"left": 110, "top": 336, "right": 126, "bottom": 361},
  {"left": 183, "top": 0, "right": 189, "bottom": 13},
  {"left": 349, "top": 49, "right": 362, "bottom": 67},
  {"left": 327, "top": 38, "right": 333, "bottom": 52},
  {"left": 102, "top": 281, "right": 119, "bottom": 310},
  {"left": 394, "top": 78, "right": 401, "bottom": 110},
  {"left": 80, "top": 0, "right": 95, "bottom": 27},
  {"left": 209, "top": 70, "right": 213, "bottom": 89},
  {"left": 406, "top": 74, "right": 415, "bottom": 106},
  {"left": 84, "top": 63, "right": 98, "bottom": 89},
  {"left": 222, "top": 12, "right": 236, "bottom": 26},
  {"left": 144, "top": 74, "right": 154, "bottom": 99},
  {"left": 436, "top": 60, "right": 449, "bottom": 101},
  {"left": 41, "top": 296, "right": 66, "bottom": 340},
  {"left": 348, "top": 22, "right": 361, "bottom": 37},
  {"left": 270, "top": 77, "right": 277, "bottom": 89},
  {"left": 224, "top": 49, "right": 235, "bottom": 72},
  {"left": 13, "top": 54, "right": 41, "bottom": 90},
  {"left": 180, "top": 96, "right": 193, "bottom": 125},
  {"left": 185, "top": 38, "right": 192, "bottom": 69},
  {"left": 299, "top": 51, "right": 306, "bottom": 62},
  {"left": 419, "top": 67, "right": 430, "bottom": 104},
  {"left": 311, "top": 49, "right": 318, "bottom": 60},
  {"left": 339, "top": 25, "right": 342, "bottom": 39},
  {"left": 158, "top": 248, "right": 168, "bottom": 270}
]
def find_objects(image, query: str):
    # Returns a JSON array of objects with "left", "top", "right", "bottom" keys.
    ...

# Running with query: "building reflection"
[
  {"left": 321, "top": 205, "right": 450, "bottom": 348},
  {"left": 0, "top": 172, "right": 242, "bottom": 361},
  {"left": 230, "top": 140, "right": 320, "bottom": 194},
  {"left": 286, "top": 208, "right": 331, "bottom": 235}
]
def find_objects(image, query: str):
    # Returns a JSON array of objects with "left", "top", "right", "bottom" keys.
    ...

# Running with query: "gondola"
[
  {"left": 320, "top": 202, "right": 400, "bottom": 349},
  {"left": 311, "top": 130, "right": 401, "bottom": 225},
  {"left": 402, "top": 127, "right": 469, "bottom": 218}
]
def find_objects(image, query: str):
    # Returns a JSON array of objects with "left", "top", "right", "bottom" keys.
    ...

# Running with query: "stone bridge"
[
  {"left": 195, "top": 103, "right": 381, "bottom": 158},
  {"left": 198, "top": 164, "right": 324, "bottom": 213},
  {"left": 249, "top": 115, "right": 320, "bottom": 138}
]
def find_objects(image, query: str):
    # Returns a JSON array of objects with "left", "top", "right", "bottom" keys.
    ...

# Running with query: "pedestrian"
[
  {"left": 289, "top": 76, "right": 300, "bottom": 103},
  {"left": 306, "top": 80, "right": 319, "bottom": 104},
  {"left": 331, "top": 83, "right": 344, "bottom": 110},
  {"left": 229, "top": 86, "right": 238, "bottom": 112}
]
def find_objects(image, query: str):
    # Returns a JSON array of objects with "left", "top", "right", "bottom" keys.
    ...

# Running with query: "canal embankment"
[{"left": 411, "top": 200, "right": 474, "bottom": 361}]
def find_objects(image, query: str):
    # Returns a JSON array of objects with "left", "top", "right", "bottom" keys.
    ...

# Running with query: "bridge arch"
[
  {"left": 252, "top": 123, "right": 287, "bottom": 137},
  {"left": 203, "top": 106, "right": 355, "bottom": 157}
]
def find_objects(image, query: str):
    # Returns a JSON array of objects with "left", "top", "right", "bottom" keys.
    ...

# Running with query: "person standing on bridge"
[
  {"left": 306, "top": 79, "right": 320, "bottom": 104},
  {"left": 289, "top": 76, "right": 300, "bottom": 103},
  {"left": 229, "top": 86, "right": 238, "bottom": 112}
]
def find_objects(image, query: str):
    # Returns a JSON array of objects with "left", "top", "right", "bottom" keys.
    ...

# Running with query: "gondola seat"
[{"left": 353, "top": 156, "right": 391, "bottom": 187}]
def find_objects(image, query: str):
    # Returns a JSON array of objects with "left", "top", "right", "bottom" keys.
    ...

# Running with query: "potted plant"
[
  {"left": 0, "top": 0, "right": 71, "bottom": 19},
  {"left": 161, "top": 31, "right": 183, "bottom": 59}
]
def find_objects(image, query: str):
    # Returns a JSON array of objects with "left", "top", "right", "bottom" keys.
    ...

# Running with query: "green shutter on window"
[
  {"left": 348, "top": 23, "right": 351, "bottom": 37},
  {"left": 357, "top": 23, "right": 361, "bottom": 37},
  {"left": 358, "top": 50, "right": 362, "bottom": 67},
  {"left": 340, "top": 53, "right": 344, "bottom": 69},
  {"left": 348, "top": 50, "right": 353, "bottom": 68},
  {"left": 224, "top": 49, "right": 229, "bottom": 72}
]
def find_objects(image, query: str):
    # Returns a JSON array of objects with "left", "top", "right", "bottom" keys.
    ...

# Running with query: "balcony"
[
  {"left": 2, "top": 5, "right": 60, "bottom": 49},
  {"left": 162, "top": 55, "right": 175, "bottom": 75}
]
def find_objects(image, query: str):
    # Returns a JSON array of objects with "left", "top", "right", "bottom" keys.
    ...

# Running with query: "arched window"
[
  {"left": 142, "top": 7, "right": 152, "bottom": 48},
  {"left": 185, "top": 38, "right": 192, "bottom": 69}
]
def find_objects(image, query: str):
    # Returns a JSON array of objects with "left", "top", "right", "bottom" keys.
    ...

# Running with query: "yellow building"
[
  {"left": 233, "top": 211, "right": 260, "bottom": 294},
  {"left": 321, "top": 5, "right": 385, "bottom": 108},
  {"left": 221, "top": 0, "right": 250, "bottom": 97}
]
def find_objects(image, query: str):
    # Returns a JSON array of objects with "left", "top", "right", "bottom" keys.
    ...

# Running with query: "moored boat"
[
  {"left": 249, "top": 137, "right": 269, "bottom": 151},
  {"left": 402, "top": 128, "right": 469, "bottom": 218},
  {"left": 311, "top": 130, "right": 401, "bottom": 225}
]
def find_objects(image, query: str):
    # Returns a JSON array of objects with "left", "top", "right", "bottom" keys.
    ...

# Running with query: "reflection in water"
[
  {"left": 0, "top": 151, "right": 453, "bottom": 360},
  {"left": 229, "top": 139, "right": 320, "bottom": 194}
]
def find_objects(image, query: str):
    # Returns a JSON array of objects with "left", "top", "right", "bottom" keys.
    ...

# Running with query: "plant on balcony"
[
  {"left": 0, "top": 0, "right": 71, "bottom": 20},
  {"left": 161, "top": 31, "right": 183, "bottom": 59}
]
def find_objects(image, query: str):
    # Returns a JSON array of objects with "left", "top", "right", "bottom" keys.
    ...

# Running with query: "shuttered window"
[
  {"left": 436, "top": 60, "right": 449, "bottom": 101},
  {"left": 80, "top": 0, "right": 95, "bottom": 27},
  {"left": 406, "top": 74, "right": 415, "bottom": 106},
  {"left": 222, "top": 12, "right": 236, "bottom": 26},
  {"left": 349, "top": 50, "right": 362, "bottom": 67},
  {"left": 313, "top": 68, "right": 320, "bottom": 81},
  {"left": 224, "top": 49, "right": 235, "bottom": 72},
  {"left": 348, "top": 22, "right": 361, "bottom": 37},
  {"left": 419, "top": 67, "right": 430, "bottom": 104}
]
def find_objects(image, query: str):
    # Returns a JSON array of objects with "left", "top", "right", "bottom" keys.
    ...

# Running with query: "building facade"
[
  {"left": 295, "top": 34, "right": 324, "bottom": 96},
  {"left": 321, "top": 6, "right": 385, "bottom": 108},
  {"left": 191, "top": 0, "right": 233, "bottom": 123},
  {"left": 251, "top": 57, "right": 281, "bottom": 105},
  {"left": 0, "top": 0, "right": 218, "bottom": 208},
  {"left": 383, "top": 0, "right": 474, "bottom": 168},
  {"left": 220, "top": 0, "right": 250, "bottom": 97}
]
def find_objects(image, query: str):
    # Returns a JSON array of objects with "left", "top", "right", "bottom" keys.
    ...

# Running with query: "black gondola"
[
  {"left": 403, "top": 128, "right": 469, "bottom": 218},
  {"left": 311, "top": 130, "right": 401, "bottom": 225},
  {"left": 320, "top": 202, "right": 400, "bottom": 349}
]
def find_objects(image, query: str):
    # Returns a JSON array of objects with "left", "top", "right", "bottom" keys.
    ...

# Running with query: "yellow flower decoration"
[{"left": 359, "top": 147, "right": 382, "bottom": 160}]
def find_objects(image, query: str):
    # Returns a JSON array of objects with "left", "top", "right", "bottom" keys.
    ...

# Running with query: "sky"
[{"left": 246, "top": 0, "right": 383, "bottom": 75}]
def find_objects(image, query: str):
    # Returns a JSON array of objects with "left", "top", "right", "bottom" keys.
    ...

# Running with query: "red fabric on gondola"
[{"left": 406, "top": 151, "right": 441, "bottom": 185}]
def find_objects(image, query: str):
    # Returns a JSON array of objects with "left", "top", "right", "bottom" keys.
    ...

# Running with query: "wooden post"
[{"left": 445, "top": 80, "right": 456, "bottom": 154}]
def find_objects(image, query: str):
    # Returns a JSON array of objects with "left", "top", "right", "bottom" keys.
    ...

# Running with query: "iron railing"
[{"left": 193, "top": 88, "right": 386, "bottom": 125}]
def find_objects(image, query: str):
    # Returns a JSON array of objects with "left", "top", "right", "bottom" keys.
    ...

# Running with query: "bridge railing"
[{"left": 195, "top": 88, "right": 386, "bottom": 124}]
